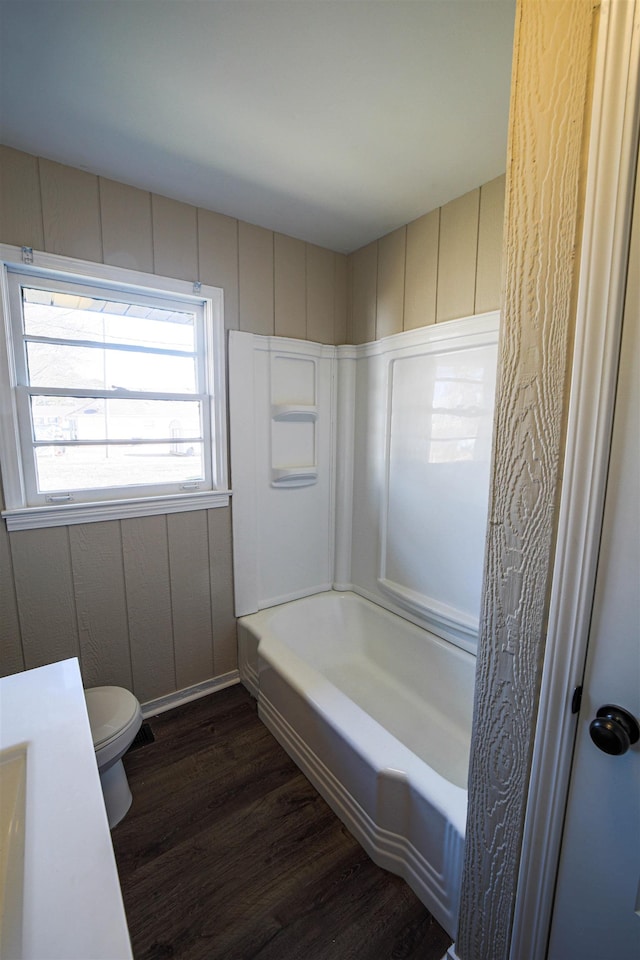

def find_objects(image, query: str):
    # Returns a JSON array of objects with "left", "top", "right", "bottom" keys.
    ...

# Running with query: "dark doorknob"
[{"left": 589, "top": 704, "right": 640, "bottom": 755}]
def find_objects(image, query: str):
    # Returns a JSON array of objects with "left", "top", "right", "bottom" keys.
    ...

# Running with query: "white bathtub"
[{"left": 238, "top": 590, "right": 475, "bottom": 937}]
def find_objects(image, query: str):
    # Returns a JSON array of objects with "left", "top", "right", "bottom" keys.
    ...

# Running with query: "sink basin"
[{"left": 0, "top": 744, "right": 27, "bottom": 960}]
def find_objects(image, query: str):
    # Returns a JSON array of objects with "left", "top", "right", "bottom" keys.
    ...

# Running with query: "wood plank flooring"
[{"left": 112, "top": 684, "right": 452, "bottom": 960}]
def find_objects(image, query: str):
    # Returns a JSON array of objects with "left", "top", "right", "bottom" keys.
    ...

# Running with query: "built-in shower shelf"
[
  {"left": 271, "top": 466, "right": 318, "bottom": 487},
  {"left": 271, "top": 404, "right": 318, "bottom": 422}
]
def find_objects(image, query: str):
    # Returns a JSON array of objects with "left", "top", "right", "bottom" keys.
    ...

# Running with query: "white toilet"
[{"left": 84, "top": 685, "right": 143, "bottom": 829}]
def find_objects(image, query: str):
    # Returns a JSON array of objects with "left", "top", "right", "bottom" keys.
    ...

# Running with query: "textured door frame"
[
  {"left": 510, "top": 2, "right": 640, "bottom": 957},
  {"left": 454, "top": 1, "right": 635, "bottom": 958}
]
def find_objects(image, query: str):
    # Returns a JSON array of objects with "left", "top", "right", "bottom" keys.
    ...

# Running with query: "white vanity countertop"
[{"left": 0, "top": 658, "right": 132, "bottom": 959}]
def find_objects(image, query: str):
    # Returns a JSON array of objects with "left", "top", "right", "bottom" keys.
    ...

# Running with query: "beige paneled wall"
[
  {"left": 0, "top": 145, "right": 502, "bottom": 705},
  {"left": 347, "top": 175, "right": 505, "bottom": 342},
  {"left": 1, "top": 499, "right": 237, "bottom": 703},
  {"left": 0, "top": 147, "right": 348, "bottom": 340},
  {"left": 0, "top": 145, "right": 346, "bottom": 702}
]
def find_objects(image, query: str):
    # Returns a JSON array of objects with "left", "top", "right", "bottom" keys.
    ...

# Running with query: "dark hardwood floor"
[{"left": 112, "top": 684, "right": 452, "bottom": 960}]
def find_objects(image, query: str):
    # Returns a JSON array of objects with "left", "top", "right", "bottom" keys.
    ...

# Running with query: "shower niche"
[{"left": 269, "top": 355, "right": 319, "bottom": 488}]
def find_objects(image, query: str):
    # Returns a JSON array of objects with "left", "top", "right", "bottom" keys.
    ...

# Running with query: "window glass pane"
[
  {"left": 34, "top": 442, "right": 204, "bottom": 492},
  {"left": 31, "top": 396, "right": 203, "bottom": 444},
  {"left": 22, "top": 288, "right": 195, "bottom": 352},
  {"left": 26, "top": 342, "right": 197, "bottom": 393}
]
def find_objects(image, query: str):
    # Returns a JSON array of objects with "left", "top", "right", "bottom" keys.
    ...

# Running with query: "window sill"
[{"left": 2, "top": 490, "right": 232, "bottom": 531}]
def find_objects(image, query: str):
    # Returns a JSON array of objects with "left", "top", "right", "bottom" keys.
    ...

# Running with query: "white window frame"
[{"left": 0, "top": 244, "right": 230, "bottom": 530}]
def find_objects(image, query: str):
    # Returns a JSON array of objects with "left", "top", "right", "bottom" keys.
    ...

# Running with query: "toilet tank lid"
[{"left": 84, "top": 686, "right": 140, "bottom": 749}]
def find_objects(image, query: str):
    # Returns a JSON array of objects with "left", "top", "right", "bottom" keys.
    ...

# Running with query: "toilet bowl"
[{"left": 84, "top": 685, "right": 143, "bottom": 829}]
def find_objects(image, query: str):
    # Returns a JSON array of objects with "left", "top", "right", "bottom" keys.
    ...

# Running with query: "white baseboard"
[{"left": 141, "top": 671, "right": 240, "bottom": 717}]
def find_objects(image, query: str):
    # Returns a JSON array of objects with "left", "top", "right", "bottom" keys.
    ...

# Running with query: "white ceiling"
[{"left": 0, "top": 1, "right": 516, "bottom": 254}]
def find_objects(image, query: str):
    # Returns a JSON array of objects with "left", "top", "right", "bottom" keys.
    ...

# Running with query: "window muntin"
[{"left": 0, "top": 251, "right": 228, "bottom": 525}]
